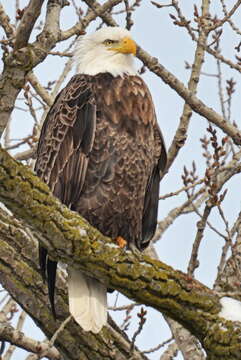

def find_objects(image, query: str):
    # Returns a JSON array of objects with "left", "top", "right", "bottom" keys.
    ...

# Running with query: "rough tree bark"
[{"left": 0, "top": 206, "right": 147, "bottom": 360}]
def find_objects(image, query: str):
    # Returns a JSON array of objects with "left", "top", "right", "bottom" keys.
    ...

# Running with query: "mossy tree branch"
[
  {"left": 0, "top": 149, "right": 241, "bottom": 359},
  {"left": 0, "top": 207, "right": 147, "bottom": 360}
]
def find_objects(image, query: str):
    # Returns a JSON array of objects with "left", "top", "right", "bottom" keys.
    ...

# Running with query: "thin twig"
[
  {"left": 220, "top": 0, "right": 241, "bottom": 36},
  {"left": 159, "top": 342, "right": 179, "bottom": 360},
  {"left": 143, "top": 337, "right": 173, "bottom": 354},
  {"left": 130, "top": 307, "right": 147, "bottom": 353},
  {"left": 108, "top": 303, "right": 140, "bottom": 311},
  {"left": 27, "top": 72, "right": 53, "bottom": 107},
  {"left": 187, "top": 204, "right": 213, "bottom": 276},
  {"left": 159, "top": 179, "right": 204, "bottom": 200},
  {"left": 124, "top": 0, "right": 133, "bottom": 29},
  {"left": 217, "top": 58, "right": 227, "bottom": 120},
  {"left": 26, "top": 316, "right": 71, "bottom": 360},
  {"left": 208, "top": 0, "right": 241, "bottom": 31}
]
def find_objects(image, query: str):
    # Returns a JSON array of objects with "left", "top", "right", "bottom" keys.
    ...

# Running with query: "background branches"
[{"left": 1, "top": 0, "right": 241, "bottom": 359}]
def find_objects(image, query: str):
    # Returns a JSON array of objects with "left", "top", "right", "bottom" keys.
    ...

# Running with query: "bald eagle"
[{"left": 35, "top": 27, "right": 167, "bottom": 333}]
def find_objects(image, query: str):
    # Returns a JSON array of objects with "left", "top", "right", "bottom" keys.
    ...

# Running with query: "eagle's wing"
[
  {"left": 141, "top": 123, "right": 167, "bottom": 249},
  {"left": 35, "top": 75, "right": 96, "bottom": 316}
]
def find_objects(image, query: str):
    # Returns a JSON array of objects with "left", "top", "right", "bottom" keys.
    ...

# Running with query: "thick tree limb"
[
  {"left": 147, "top": 247, "right": 206, "bottom": 360},
  {"left": 0, "top": 207, "right": 147, "bottom": 360},
  {"left": 0, "top": 149, "right": 241, "bottom": 359}
]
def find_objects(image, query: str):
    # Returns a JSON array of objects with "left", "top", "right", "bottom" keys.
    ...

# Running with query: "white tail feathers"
[{"left": 68, "top": 268, "right": 107, "bottom": 333}]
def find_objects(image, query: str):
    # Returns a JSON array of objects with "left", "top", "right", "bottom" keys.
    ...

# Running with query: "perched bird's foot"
[
  {"left": 129, "top": 243, "right": 141, "bottom": 259},
  {"left": 115, "top": 236, "right": 127, "bottom": 248}
]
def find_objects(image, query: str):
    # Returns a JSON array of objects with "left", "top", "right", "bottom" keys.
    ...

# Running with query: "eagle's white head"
[{"left": 74, "top": 27, "right": 137, "bottom": 77}]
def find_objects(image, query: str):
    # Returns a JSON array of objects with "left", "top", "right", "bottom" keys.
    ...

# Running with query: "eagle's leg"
[
  {"left": 128, "top": 242, "right": 142, "bottom": 259},
  {"left": 116, "top": 237, "right": 142, "bottom": 258},
  {"left": 115, "top": 236, "right": 127, "bottom": 248}
]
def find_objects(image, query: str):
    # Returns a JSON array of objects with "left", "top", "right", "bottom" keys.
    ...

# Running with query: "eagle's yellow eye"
[{"left": 103, "top": 39, "right": 117, "bottom": 46}]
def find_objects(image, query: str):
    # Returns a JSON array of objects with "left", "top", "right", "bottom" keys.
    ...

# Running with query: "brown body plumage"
[
  {"left": 35, "top": 27, "right": 166, "bottom": 333},
  {"left": 36, "top": 74, "right": 166, "bottom": 249}
]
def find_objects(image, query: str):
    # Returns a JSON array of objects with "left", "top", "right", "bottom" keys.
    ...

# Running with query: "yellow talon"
[{"left": 116, "top": 236, "right": 127, "bottom": 248}]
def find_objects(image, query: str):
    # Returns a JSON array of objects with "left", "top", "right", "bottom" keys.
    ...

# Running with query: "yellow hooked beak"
[{"left": 108, "top": 37, "right": 137, "bottom": 55}]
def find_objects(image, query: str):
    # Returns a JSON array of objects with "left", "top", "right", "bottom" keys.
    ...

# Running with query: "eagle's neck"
[{"left": 74, "top": 45, "right": 137, "bottom": 77}]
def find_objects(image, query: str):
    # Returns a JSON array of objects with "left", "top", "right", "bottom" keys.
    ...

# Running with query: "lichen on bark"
[{"left": 1, "top": 147, "right": 241, "bottom": 359}]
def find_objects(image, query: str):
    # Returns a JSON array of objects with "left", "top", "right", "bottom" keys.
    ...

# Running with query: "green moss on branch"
[{"left": 1, "top": 147, "right": 241, "bottom": 359}]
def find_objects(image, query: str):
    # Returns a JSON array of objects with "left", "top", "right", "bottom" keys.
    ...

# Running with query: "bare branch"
[
  {"left": 0, "top": 322, "right": 60, "bottom": 360},
  {"left": 187, "top": 204, "right": 213, "bottom": 276},
  {"left": 60, "top": 0, "right": 120, "bottom": 40},
  {"left": 27, "top": 72, "right": 54, "bottom": 107},
  {"left": 124, "top": 0, "right": 134, "bottom": 30},
  {"left": 165, "top": 318, "right": 205, "bottom": 360},
  {"left": 14, "top": 147, "right": 37, "bottom": 161},
  {"left": 2, "top": 310, "right": 27, "bottom": 360},
  {"left": 159, "top": 342, "right": 178, "bottom": 360},
  {"left": 0, "top": 4, "right": 15, "bottom": 39},
  {"left": 25, "top": 316, "right": 72, "bottom": 360},
  {"left": 208, "top": 0, "right": 241, "bottom": 31},
  {"left": 137, "top": 46, "right": 241, "bottom": 145},
  {"left": 220, "top": 0, "right": 241, "bottom": 36},
  {"left": 143, "top": 336, "right": 173, "bottom": 355},
  {"left": 14, "top": 0, "right": 45, "bottom": 50}
]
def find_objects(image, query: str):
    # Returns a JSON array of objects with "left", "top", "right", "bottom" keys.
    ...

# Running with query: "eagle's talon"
[{"left": 116, "top": 236, "right": 127, "bottom": 248}]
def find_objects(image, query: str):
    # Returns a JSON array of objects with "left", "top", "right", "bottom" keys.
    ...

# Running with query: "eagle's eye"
[{"left": 103, "top": 39, "right": 117, "bottom": 46}]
